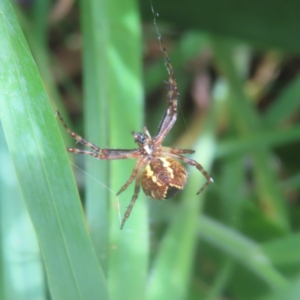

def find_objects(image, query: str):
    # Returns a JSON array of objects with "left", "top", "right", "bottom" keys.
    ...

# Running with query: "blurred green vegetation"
[{"left": 0, "top": 0, "right": 300, "bottom": 299}]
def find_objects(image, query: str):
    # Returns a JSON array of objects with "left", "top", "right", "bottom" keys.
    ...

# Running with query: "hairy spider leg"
[
  {"left": 56, "top": 110, "right": 102, "bottom": 152},
  {"left": 57, "top": 110, "right": 140, "bottom": 160},
  {"left": 117, "top": 162, "right": 149, "bottom": 229},
  {"left": 162, "top": 146, "right": 195, "bottom": 155},
  {"left": 116, "top": 163, "right": 141, "bottom": 196},
  {"left": 154, "top": 44, "right": 179, "bottom": 144},
  {"left": 166, "top": 153, "right": 213, "bottom": 195},
  {"left": 67, "top": 148, "right": 140, "bottom": 160},
  {"left": 120, "top": 175, "right": 142, "bottom": 229},
  {"left": 57, "top": 110, "right": 147, "bottom": 229}
]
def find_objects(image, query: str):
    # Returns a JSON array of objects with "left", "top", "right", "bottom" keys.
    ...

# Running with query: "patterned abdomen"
[{"left": 141, "top": 157, "right": 187, "bottom": 200}]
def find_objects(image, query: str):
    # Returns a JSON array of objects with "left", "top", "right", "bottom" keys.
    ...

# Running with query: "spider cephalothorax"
[{"left": 57, "top": 26, "right": 213, "bottom": 229}]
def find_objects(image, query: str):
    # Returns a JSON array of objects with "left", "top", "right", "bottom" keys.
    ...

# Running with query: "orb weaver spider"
[{"left": 57, "top": 31, "right": 213, "bottom": 229}]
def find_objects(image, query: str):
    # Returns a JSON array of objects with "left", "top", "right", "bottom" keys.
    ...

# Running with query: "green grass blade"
[
  {"left": 264, "top": 74, "right": 300, "bottom": 127},
  {"left": 14, "top": 3, "right": 74, "bottom": 144},
  {"left": 216, "top": 124, "right": 300, "bottom": 158},
  {"left": 198, "top": 216, "right": 288, "bottom": 289},
  {"left": 0, "top": 125, "right": 46, "bottom": 300},
  {"left": 80, "top": 0, "right": 111, "bottom": 269},
  {"left": 146, "top": 108, "right": 216, "bottom": 300},
  {"left": 261, "top": 233, "right": 300, "bottom": 266},
  {"left": 202, "top": 92, "right": 246, "bottom": 299},
  {"left": 204, "top": 261, "right": 235, "bottom": 300},
  {"left": 80, "top": 0, "right": 148, "bottom": 299},
  {"left": 213, "top": 38, "right": 289, "bottom": 232},
  {"left": 259, "top": 276, "right": 300, "bottom": 300},
  {"left": 282, "top": 172, "right": 300, "bottom": 190},
  {"left": 0, "top": 1, "right": 109, "bottom": 299}
]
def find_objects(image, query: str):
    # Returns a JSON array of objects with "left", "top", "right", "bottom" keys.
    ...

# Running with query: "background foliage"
[{"left": 0, "top": 0, "right": 300, "bottom": 299}]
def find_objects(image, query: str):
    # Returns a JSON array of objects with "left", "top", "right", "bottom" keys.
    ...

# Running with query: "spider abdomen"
[{"left": 141, "top": 157, "right": 187, "bottom": 200}]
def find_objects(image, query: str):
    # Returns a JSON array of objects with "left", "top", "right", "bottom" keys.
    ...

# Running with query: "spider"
[{"left": 57, "top": 36, "right": 213, "bottom": 229}]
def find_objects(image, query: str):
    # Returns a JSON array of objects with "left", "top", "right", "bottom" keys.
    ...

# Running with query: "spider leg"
[
  {"left": 67, "top": 148, "right": 140, "bottom": 160},
  {"left": 153, "top": 46, "right": 178, "bottom": 145},
  {"left": 120, "top": 175, "right": 142, "bottom": 229},
  {"left": 162, "top": 146, "right": 195, "bottom": 155},
  {"left": 166, "top": 153, "right": 213, "bottom": 194},
  {"left": 116, "top": 163, "right": 141, "bottom": 195},
  {"left": 56, "top": 110, "right": 102, "bottom": 152}
]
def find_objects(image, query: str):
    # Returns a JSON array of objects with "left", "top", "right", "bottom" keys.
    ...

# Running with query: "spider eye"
[{"left": 132, "top": 132, "right": 147, "bottom": 145}]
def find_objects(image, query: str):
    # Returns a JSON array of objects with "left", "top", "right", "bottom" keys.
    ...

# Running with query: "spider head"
[
  {"left": 132, "top": 129, "right": 153, "bottom": 154},
  {"left": 132, "top": 131, "right": 148, "bottom": 145}
]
